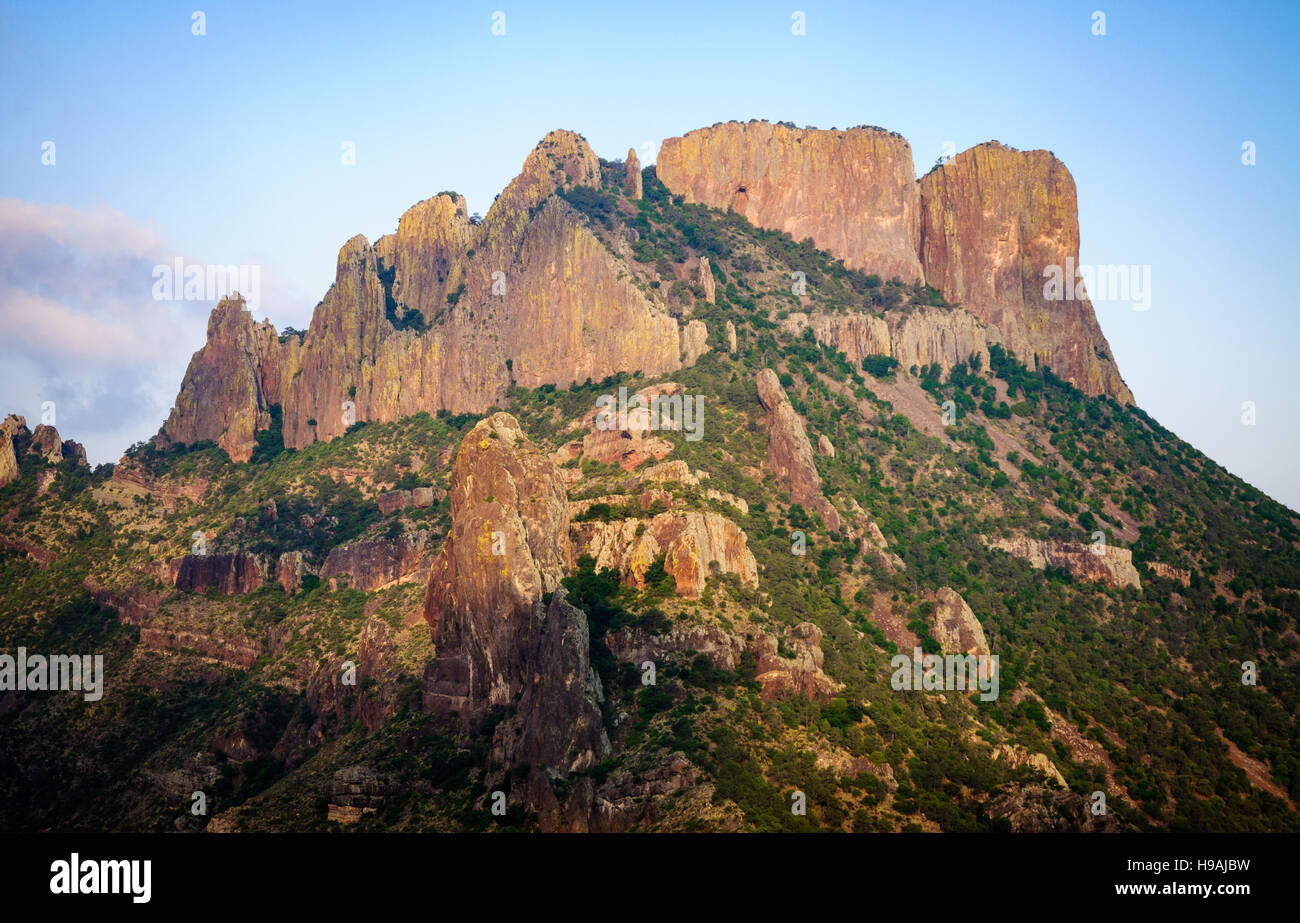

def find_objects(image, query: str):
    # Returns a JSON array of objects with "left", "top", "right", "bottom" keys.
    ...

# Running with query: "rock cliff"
[
  {"left": 422, "top": 413, "right": 571, "bottom": 713},
  {"left": 658, "top": 121, "right": 923, "bottom": 283},
  {"left": 919, "top": 142, "right": 1132, "bottom": 401},
  {"left": 167, "top": 131, "right": 703, "bottom": 458},
  {"left": 986, "top": 536, "right": 1141, "bottom": 589}
]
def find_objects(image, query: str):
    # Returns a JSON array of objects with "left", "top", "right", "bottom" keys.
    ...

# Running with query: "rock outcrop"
[
  {"left": 276, "top": 551, "right": 309, "bottom": 594},
  {"left": 755, "top": 368, "right": 842, "bottom": 532},
  {"left": 780, "top": 307, "right": 999, "bottom": 374},
  {"left": 163, "top": 295, "right": 298, "bottom": 462},
  {"left": 1146, "top": 561, "right": 1191, "bottom": 587},
  {"left": 919, "top": 142, "right": 1132, "bottom": 402},
  {"left": 320, "top": 531, "right": 432, "bottom": 592},
  {"left": 624, "top": 147, "right": 642, "bottom": 200},
  {"left": 752, "top": 622, "right": 843, "bottom": 701},
  {"left": 422, "top": 413, "right": 571, "bottom": 713},
  {"left": 658, "top": 121, "right": 923, "bottom": 283},
  {"left": 930, "top": 587, "right": 990, "bottom": 656},
  {"left": 27, "top": 424, "right": 64, "bottom": 464},
  {"left": 167, "top": 131, "right": 705, "bottom": 459},
  {"left": 491, "top": 588, "right": 610, "bottom": 774},
  {"left": 697, "top": 256, "right": 716, "bottom": 304},
  {"left": 173, "top": 553, "right": 265, "bottom": 596},
  {"left": 986, "top": 536, "right": 1141, "bottom": 589},
  {"left": 0, "top": 414, "right": 23, "bottom": 487},
  {"left": 571, "top": 510, "right": 758, "bottom": 598}
]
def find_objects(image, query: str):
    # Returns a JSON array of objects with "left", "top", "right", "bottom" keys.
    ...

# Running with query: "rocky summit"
[{"left": 1, "top": 120, "right": 1296, "bottom": 835}]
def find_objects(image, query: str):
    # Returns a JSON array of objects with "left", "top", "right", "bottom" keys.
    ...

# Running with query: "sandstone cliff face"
[
  {"left": 920, "top": 142, "right": 1132, "bottom": 402},
  {"left": 986, "top": 536, "right": 1141, "bottom": 589},
  {"left": 782, "top": 307, "right": 999, "bottom": 374},
  {"left": 658, "top": 121, "right": 923, "bottom": 283},
  {"left": 571, "top": 510, "right": 758, "bottom": 598},
  {"left": 422, "top": 413, "right": 571, "bottom": 713},
  {"left": 755, "top": 368, "right": 842, "bottom": 532},
  {"left": 164, "top": 295, "right": 299, "bottom": 462}
]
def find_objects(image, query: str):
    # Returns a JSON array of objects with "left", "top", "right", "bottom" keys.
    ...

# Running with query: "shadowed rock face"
[
  {"left": 422, "top": 413, "right": 572, "bottom": 713},
  {"left": 755, "top": 368, "right": 842, "bottom": 532},
  {"left": 173, "top": 553, "right": 264, "bottom": 596},
  {"left": 919, "top": 142, "right": 1132, "bottom": 402},
  {"left": 492, "top": 588, "right": 610, "bottom": 774},
  {"left": 658, "top": 121, "right": 924, "bottom": 283}
]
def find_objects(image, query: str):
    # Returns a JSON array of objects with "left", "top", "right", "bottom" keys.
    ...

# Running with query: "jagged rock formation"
[
  {"left": 725, "top": 320, "right": 738, "bottom": 354},
  {"left": 930, "top": 587, "right": 990, "bottom": 656},
  {"left": 571, "top": 510, "right": 758, "bottom": 598},
  {"left": 986, "top": 536, "right": 1141, "bottom": 589},
  {"left": 422, "top": 413, "right": 571, "bottom": 713},
  {"left": 781, "top": 307, "right": 998, "bottom": 374},
  {"left": 984, "top": 785, "right": 1127, "bottom": 833},
  {"left": 755, "top": 368, "right": 842, "bottom": 532},
  {"left": 624, "top": 147, "right": 642, "bottom": 200},
  {"left": 166, "top": 131, "right": 703, "bottom": 458},
  {"left": 163, "top": 296, "right": 298, "bottom": 462},
  {"left": 919, "top": 142, "right": 1132, "bottom": 402},
  {"left": 658, "top": 121, "right": 923, "bottom": 283}
]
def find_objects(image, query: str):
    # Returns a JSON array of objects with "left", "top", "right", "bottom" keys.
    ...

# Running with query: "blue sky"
[{"left": 2, "top": 0, "right": 1297, "bottom": 509}]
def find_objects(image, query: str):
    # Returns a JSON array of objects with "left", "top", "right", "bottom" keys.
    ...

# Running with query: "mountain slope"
[{"left": 0, "top": 125, "right": 1295, "bottom": 833}]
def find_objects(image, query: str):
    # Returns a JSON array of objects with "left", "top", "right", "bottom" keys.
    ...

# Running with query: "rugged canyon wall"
[{"left": 657, "top": 121, "right": 923, "bottom": 284}]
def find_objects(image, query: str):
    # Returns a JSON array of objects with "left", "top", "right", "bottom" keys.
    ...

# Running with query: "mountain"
[{"left": 1, "top": 121, "right": 1296, "bottom": 833}]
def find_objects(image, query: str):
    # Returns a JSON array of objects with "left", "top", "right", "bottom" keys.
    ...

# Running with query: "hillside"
[{"left": 1, "top": 124, "right": 1296, "bottom": 833}]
